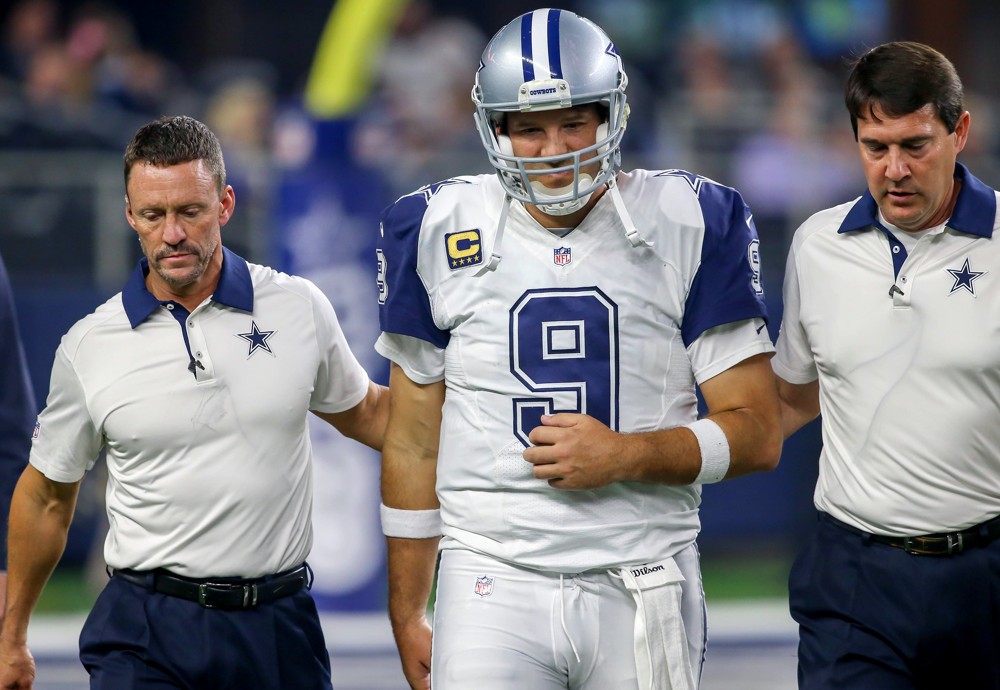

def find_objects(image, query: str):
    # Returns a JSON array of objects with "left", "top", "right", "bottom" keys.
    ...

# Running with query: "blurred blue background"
[{"left": 2, "top": 0, "right": 999, "bottom": 612}]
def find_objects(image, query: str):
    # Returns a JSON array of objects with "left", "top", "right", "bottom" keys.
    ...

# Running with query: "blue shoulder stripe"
[
  {"left": 682, "top": 180, "right": 769, "bottom": 346},
  {"left": 377, "top": 193, "right": 450, "bottom": 349}
]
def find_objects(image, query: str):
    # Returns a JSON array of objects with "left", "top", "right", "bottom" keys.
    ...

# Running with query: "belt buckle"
[
  {"left": 901, "top": 532, "right": 963, "bottom": 556},
  {"left": 197, "top": 582, "right": 259, "bottom": 609},
  {"left": 197, "top": 583, "right": 216, "bottom": 608}
]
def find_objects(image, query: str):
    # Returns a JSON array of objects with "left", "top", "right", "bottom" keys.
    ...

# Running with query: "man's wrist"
[
  {"left": 685, "top": 418, "right": 731, "bottom": 484},
  {"left": 380, "top": 504, "right": 442, "bottom": 538}
]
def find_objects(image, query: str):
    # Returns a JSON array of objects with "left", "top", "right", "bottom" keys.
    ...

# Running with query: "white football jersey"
[{"left": 377, "top": 171, "right": 772, "bottom": 571}]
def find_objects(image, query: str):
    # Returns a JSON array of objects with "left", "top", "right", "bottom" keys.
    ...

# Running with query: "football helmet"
[{"left": 472, "top": 8, "right": 629, "bottom": 215}]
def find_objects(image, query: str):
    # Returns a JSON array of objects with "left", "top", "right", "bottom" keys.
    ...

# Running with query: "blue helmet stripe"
[
  {"left": 521, "top": 13, "right": 534, "bottom": 81},
  {"left": 547, "top": 9, "right": 563, "bottom": 79}
]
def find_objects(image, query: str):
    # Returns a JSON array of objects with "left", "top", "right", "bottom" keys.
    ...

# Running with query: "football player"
[{"left": 376, "top": 9, "right": 782, "bottom": 689}]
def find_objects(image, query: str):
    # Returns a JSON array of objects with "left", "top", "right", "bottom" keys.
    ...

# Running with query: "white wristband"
[
  {"left": 685, "top": 418, "right": 731, "bottom": 484},
  {"left": 380, "top": 503, "right": 443, "bottom": 538}
]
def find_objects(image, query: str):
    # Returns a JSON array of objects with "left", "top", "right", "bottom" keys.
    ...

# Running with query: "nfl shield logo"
[
  {"left": 474, "top": 575, "right": 494, "bottom": 597},
  {"left": 553, "top": 246, "right": 572, "bottom": 266}
]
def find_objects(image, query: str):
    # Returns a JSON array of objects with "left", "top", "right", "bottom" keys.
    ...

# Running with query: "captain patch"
[{"left": 446, "top": 229, "right": 483, "bottom": 270}]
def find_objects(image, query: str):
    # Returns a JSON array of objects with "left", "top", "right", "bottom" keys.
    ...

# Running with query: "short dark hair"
[
  {"left": 124, "top": 115, "right": 226, "bottom": 194},
  {"left": 845, "top": 41, "right": 964, "bottom": 139}
]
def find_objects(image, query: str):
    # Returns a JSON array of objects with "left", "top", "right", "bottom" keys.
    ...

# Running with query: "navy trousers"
[
  {"left": 789, "top": 513, "right": 1000, "bottom": 690},
  {"left": 79, "top": 573, "right": 333, "bottom": 689}
]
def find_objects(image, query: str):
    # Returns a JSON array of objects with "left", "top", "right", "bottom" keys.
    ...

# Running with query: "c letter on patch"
[{"left": 446, "top": 229, "right": 484, "bottom": 270}]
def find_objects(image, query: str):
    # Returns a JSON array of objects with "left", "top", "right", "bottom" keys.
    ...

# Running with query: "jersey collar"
[
  {"left": 837, "top": 162, "right": 996, "bottom": 238},
  {"left": 122, "top": 246, "right": 254, "bottom": 329}
]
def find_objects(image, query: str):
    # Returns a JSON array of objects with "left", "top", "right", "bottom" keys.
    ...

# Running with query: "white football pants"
[{"left": 430, "top": 544, "right": 706, "bottom": 689}]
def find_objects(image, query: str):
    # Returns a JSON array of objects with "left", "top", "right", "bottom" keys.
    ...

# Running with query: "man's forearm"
[
  {"left": 625, "top": 405, "right": 781, "bottom": 484},
  {"left": 1, "top": 467, "right": 78, "bottom": 644},
  {"left": 387, "top": 536, "right": 439, "bottom": 633},
  {"left": 775, "top": 377, "right": 821, "bottom": 440},
  {"left": 313, "top": 381, "right": 391, "bottom": 452}
]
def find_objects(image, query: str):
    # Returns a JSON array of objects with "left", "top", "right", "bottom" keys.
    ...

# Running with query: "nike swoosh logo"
[{"left": 756, "top": 323, "right": 766, "bottom": 334}]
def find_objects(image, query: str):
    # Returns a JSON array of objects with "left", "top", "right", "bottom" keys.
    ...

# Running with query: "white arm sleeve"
[
  {"left": 687, "top": 318, "right": 774, "bottom": 385},
  {"left": 375, "top": 332, "right": 446, "bottom": 384}
]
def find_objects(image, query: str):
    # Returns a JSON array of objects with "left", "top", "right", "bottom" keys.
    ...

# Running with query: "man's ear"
[
  {"left": 218, "top": 185, "right": 236, "bottom": 227},
  {"left": 124, "top": 193, "right": 137, "bottom": 230}
]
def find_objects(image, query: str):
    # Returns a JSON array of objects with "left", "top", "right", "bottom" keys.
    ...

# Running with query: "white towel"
[{"left": 618, "top": 558, "right": 695, "bottom": 690}]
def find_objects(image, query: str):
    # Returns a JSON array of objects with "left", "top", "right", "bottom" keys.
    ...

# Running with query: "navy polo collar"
[
  {"left": 122, "top": 246, "right": 254, "bottom": 329},
  {"left": 837, "top": 163, "right": 996, "bottom": 238}
]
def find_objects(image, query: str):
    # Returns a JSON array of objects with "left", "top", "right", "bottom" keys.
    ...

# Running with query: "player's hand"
[
  {"left": 523, "top": 413, "right": 625, "bottom": 489},
  {"left": 393, "top": 616, "right": 433, "bottom": 690},
  {"left": 0, "top": 640, "right": 35, "bottom": 689}
]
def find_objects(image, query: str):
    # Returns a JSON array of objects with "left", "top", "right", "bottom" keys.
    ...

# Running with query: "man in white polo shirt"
[
  {"left": 0, "top": 116, "right": 388, "bottom": 689},
  {"left": 773, "top": 42, "right": 1000, "bottom": 689}
]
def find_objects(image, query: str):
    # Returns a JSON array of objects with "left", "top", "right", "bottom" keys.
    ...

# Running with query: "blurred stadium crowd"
[
  {"left": 2, "top": 0, "right": 1000, "bottom": 599},
  {"left": 3, "top": 0, "right": 1000, "bottom": 284}
]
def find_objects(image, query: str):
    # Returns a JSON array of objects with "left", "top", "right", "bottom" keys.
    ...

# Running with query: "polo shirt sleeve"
[
  {"left": 29, "top": 345, "right": 103, "bottom": 483},
  {"left": 307, "top": 281, "right": 371, "bottom": 413},
  {"left": 772, "top": 241, "right": 818, "bottom": 383}
]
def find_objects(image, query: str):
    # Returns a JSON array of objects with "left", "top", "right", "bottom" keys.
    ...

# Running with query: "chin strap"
[
  {"left": 475, "top": 178, "right": 648, "bottom": 276},
  {"left": 608, "top": 177, "right": 651, "bottom": 248},
  {"left": 474, "top": 193, "right": 513, "bottom": 275}
]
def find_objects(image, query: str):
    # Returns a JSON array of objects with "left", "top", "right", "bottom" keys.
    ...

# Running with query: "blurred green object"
[
  {"left": 702, "top": 554, "right": 791, "bottom": 600},
  {"left": 37, "top": 566, "right": 95, "bottom": 614},
  {"left": 304, "top": 0, "right": 408, "bottom": 118}
]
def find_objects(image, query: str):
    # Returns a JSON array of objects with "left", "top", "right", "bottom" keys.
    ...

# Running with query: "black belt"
[
  {"left": 822, "top": 512, "right": 1000, "bottom": 557},
  {"left": 113, "top": 564, "right": 309, "bottom": 609}
]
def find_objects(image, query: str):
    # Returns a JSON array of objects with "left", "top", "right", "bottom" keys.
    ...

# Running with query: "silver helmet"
[{"left": 472, "top": 9, "right": 629, "bottom": 215}]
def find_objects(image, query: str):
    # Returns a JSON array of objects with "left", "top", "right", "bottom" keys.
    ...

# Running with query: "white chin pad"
[
  {"left": 529, "top": 173, "right": 595, "bottom": 216},
  {"left": 529, "top": 173, "right": 595, "bottom": 199}
]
